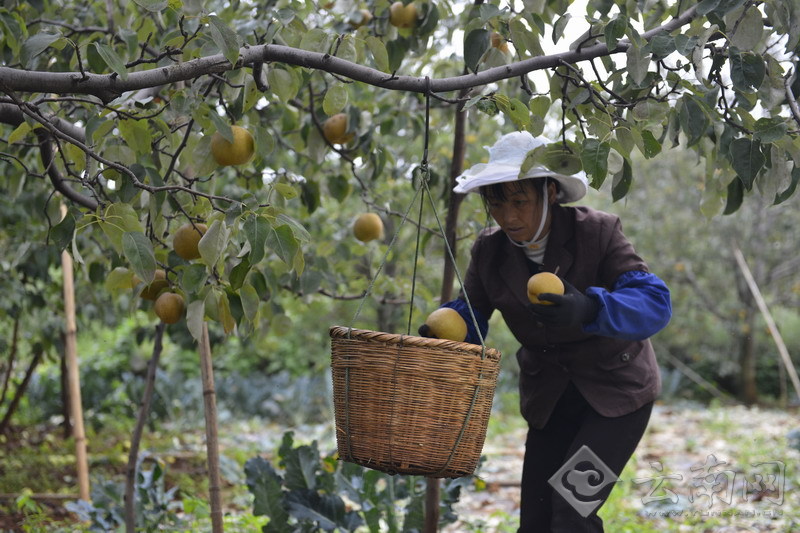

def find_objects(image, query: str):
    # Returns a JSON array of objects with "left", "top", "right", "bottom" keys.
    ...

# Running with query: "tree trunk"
[
  {"left": 739, "top": 307, "right": 758, "bottom": 405},
  {"left": 124, "top": 323, "right": 165, "bottom": 533},
  {"left": 0, "top": 348, "right": 43, "bottom": 435}
]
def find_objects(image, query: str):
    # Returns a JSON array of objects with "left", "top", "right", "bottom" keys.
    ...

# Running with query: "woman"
[{"left": 421, "top": 131, "right": 671, "bottom": 532}]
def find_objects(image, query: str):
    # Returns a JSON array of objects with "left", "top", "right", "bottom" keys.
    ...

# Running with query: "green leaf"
[
  {"left": 631, "top": 100, "right": 670, "bottom": 123},
  {"left": 639, "top": 129, "right": 662, "bottom": 159},
  {"left": 50, "top": 211, "right": 75, "bottom": 252},
  {"left": 327, "top": 174, "right": 352, "bottom": 202},
  {"left": 267, "top": 67, "right": 299, "bottom": 103},
  {"left": 281, "top": 441, "right": 319, "bottom": 491},
  {"left": 464, "top": 29, "right": 490, "bottom": 73},
  {"left": 581, "top": 138, "right": 611, "bottom": 187},
  {"left": 729, "top": 137, "right": 764, "bottom": 189},
  {"left": 729, "top": 49, "right": 765, "bottom": 93},
  {"left": 300, "top": 179, "right": 321, "bottom": 214},
  {"left": 323, "top": 84, "right": 348, "bottom": 116},
  {"left": 496, "top": 97, "right": 530, "bottom": 129},
  {"left": 240, "top": 283, "right": 260, "bottom": 322},
  {"left": 510, "top": 16, "right": 543, "bottom": 57},
  {"left": 117, "top": 119, "right": 152, "bottom": 155},
  {"left": 274, "top": 183, "right": 298, "bottom": 200},
  {"left": 612, "top": 158, "right": 633, "bottom": 202},
  {"left": 243, "top": 214, "right": 270, "bottom": 265},
  {"left": 198, "top": 219, "right": 229, "bottom": 267},
  {"left": 678, "top": 96, "right": 709, "bottom": 147},
  {"left": 99, "top": 203, "right": 145, "bottom": 254},
  {"left": 244, "top": 457, "right": 291, "bottom": 531},
  {"left": 122, "top": 231, "right": 156, "bottom": 284},
  {"left": 92, "top": 42, "right": 128, "bottom": 80},
  {"left": 365, "top": 36, "right": 389, "bottom": 72},
  {"left": 217, "top": 290, "right": 236, "bottom": 334},
  {"left": 254, "top": 125, "right": 275, "bottom": 160},
  {"left": 7, "top": 121, "right": 31, "bottom": 145},
  {"left": 21, "top": 32, "right": 63, "bottom": 68},
  {"left": 181, "top": 264, "right": 208, "bottom": 294},
  {"left": 0, "top": 11, "right": 27, "bottom": 56},
  {"left": 646, "top": 34, "right": 675, "bottom": 59},
  {"left": 775, "top": 166, "right": 800, "bottom": 205},
  {"left": 276, "top": 213, "right": 311, "bottom": 241},
  {"left": 299, "top": 28, "right": 331, "bottom": 54},
  {"left": 549, "top": 13, "right": 569, "bottom": 44},
  {"left": 753, "top": 117, "right": 787, "bottom": 143},
  {"left": 105, "top": 267, "right": 136, "bottom": 291},
  {"left": 266, "top": 224, "right": 299, "bottom": 267},
  {"left": 208, "top": 15, "right": 242, "bottom": 67},
  {"left": 334, "top": 34, "right": 357, "bottom": 64},
  {"left": 385, "top": 36, "right": 410, "bottom": 72},
  {"left": 626, "top": 41, "right": 649, "bottom": 85},
  {"left": 285, "top": 491, "right": 362, "bottom": 531},
  {"left": 186, "top": 300, "right": 205, "bottom": 343},
  {"left": 730, "top": 7, "right": 764, "bottom": 50},
  {"left": 723, "top": 176, "right": 744, "bottom": 214},
  {"left": 133, "top": 0, "right": 169, "bottom": 12},
  {"left": 229, "top": 256, "right": 251, "bottom": 291},
  {"left": 604, "top": 15, "right": 627, "bottom": 50}
]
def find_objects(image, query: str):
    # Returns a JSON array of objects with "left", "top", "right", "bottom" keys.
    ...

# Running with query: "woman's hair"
[{"left": 479, "top": 177, "right": 555, "bottom": 206}]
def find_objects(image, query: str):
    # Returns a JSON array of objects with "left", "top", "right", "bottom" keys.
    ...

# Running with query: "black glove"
[
  {"left": 418, "top": 323, "right": 438, "bottom": 338},
  {"left": 528, "top": 279, "right": 600, "bottom": 328}
]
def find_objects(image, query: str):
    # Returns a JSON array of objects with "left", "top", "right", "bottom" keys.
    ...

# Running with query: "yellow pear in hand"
[{"left": 527, "top": 272, "right": 564, "bottom": 305}]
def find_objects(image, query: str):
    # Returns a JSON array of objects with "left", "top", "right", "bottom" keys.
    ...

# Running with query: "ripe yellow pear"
[
  {"left": 353, "top": 213, "right": 384, "bottom": 242},
  {"left": 173, "top": 222, "right": 207, "bottom": 261},
  {"left": 210, "top": 125, "right": 255, "bottom": 166},
  {"left": 424, "top": 308, "right": 467, "bottom": 342},
  {"left": 322, "top": 113, "right": 353, "bottom": 145},
  {"left": 154, "top": 292, "right": 185, "bottom": 324},
  {"left": 135, "top": 269, "right": 169, "bottom": 301},
  {"left": 527, "top": 272, "right": 564, "bottom": 305},
  {"left": 389, "top": 1, "right": 417, "bottom": 29}
]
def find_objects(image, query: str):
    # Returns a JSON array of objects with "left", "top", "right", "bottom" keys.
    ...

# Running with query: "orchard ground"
[{"left": 4, "top": 398, "right": 798, "bottom": 532}]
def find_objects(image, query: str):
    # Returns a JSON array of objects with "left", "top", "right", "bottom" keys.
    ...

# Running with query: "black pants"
[{"left": 518, "top": 382, "right": 653, "bottom": 532}]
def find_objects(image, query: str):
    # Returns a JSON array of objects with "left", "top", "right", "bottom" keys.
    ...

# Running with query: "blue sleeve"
[
  {"left": 442, "top": 299, "right": 490, "bottom": 345},
  {"left": 583, "top": 271, "right": 672, "bottom": 341}
]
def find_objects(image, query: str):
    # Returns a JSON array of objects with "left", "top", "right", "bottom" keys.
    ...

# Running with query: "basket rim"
[{"left": 329, "top": 325, "right": 501, "bottom": 358}]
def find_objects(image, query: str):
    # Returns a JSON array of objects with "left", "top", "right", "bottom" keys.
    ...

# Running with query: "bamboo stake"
[
  {"left": 732, "top": 246, "right": 800, "bottom": 400},
  {"left": 124, "top": 323, "right": 165, "bottom": 533},
  {"left": 199, "top": 322, "right": 224, "bottom": 532},
  {"left": 60, "top": 204, "right": 90, "bottom": 502}
]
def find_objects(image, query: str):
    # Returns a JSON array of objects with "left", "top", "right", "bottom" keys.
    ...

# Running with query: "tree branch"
[{"left": 0, "top": 6, "right": 698, "bottom": 102}]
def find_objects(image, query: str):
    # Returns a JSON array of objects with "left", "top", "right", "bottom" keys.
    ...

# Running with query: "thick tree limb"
[
  {"left": 0, "top": 102, "right": 98, "bottom": 210},
  {"left": 0, "top": 6, "right": 698, "bottom": 102}
]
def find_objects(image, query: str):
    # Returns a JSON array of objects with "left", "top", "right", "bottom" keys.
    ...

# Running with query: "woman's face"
[{"left": 484, "top": 181, "right": 553, "bottom": 243}]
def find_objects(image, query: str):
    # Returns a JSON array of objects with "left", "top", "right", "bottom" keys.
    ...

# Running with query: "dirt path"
[{"left": 445, "top": 402, "right": 800, "bottom": 532}]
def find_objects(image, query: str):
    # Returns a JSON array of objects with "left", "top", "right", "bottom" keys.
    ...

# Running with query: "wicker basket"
[{"left": 329, "top": 326, "right": 501, "bottom": 478}]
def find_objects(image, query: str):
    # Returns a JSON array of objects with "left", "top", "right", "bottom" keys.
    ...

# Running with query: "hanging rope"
[{"left": 338, "top": 76, "right": 497, "bottom": 480}]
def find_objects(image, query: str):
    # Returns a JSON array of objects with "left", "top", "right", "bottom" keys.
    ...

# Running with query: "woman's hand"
[{"left": 528, "top": 279, "right": 599, "bottom": 328}]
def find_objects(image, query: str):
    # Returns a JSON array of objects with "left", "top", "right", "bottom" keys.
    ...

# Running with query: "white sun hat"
[{"left": 453, "top": 131, "right": 588, "bottom": 203}]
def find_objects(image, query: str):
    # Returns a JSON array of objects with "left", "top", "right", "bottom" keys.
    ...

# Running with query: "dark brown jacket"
[{"left": 463, "top": 204, "right": 661, "bottom": 429}]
